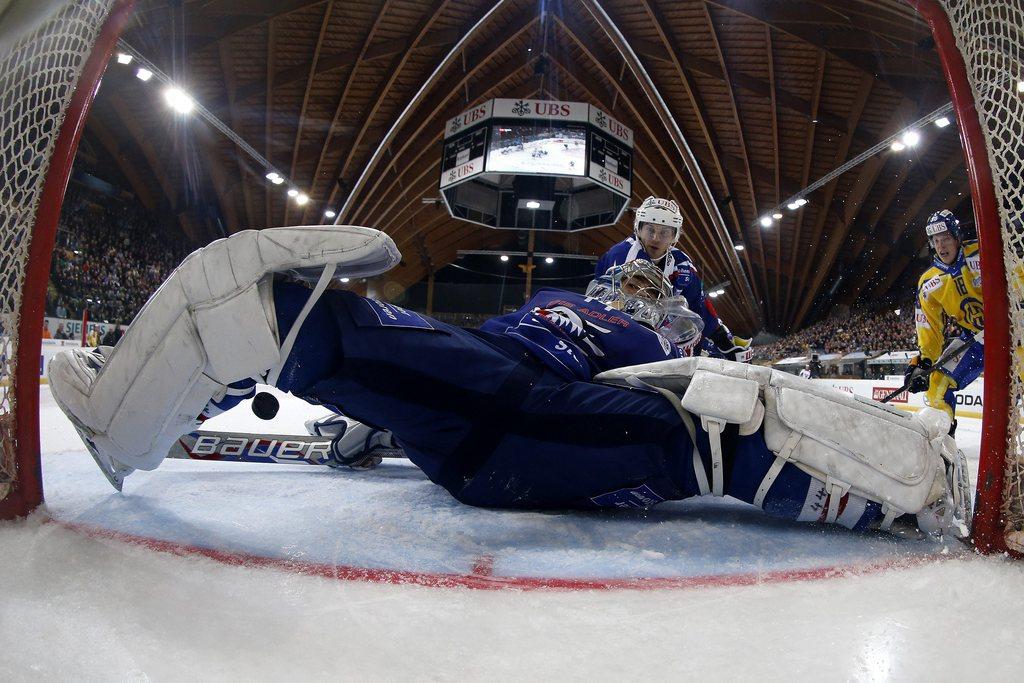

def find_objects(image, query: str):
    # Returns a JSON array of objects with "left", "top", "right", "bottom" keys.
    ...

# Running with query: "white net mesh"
[
  {"left": 0, "top": 0, "right": 114, "bottom": 506},
  {"left": 941, "top": 0, "right": 1024, "bottom": 552}
]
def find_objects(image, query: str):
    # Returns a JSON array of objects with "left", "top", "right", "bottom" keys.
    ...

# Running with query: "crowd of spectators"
[
  {"left": 752, "top": 303, "right": 917, "bottom": 362},
  {"left": 47, "top": 186, "right": 194, "bottom": 325}
]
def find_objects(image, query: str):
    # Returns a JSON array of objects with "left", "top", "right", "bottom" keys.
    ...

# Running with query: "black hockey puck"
[{"left": 251, "top": 391, "right": 280, "bottom": 420}]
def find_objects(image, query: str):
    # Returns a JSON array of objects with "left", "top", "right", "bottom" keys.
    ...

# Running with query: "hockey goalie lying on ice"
[{"left": 48, "top": 225, "right": 971, "bottom": 540}]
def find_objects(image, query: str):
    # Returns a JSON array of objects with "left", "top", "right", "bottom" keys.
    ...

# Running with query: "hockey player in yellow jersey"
[{"left": 905, "top": 209, "right": 984, "bottom": 434}]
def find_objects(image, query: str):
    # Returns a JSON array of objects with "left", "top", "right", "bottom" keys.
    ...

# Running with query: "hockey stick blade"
[{"left": 169, "top": 430, "right": 406, "bottom": 466}]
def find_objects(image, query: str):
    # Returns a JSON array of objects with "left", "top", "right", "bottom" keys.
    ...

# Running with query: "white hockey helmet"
[
  {"left": 633, "top": 196, "right": 683, "bottom": 242},
  {"left": 585, "top": 259, "right": 672, "bottom": 330}
]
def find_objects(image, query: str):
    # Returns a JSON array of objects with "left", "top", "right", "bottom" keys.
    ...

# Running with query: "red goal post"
[
  {"left": 908, "top": 0, "right": 1024, "bottom": 556},
  {"left": 0, "top": 0, "right": 135, "bottom": 519}
]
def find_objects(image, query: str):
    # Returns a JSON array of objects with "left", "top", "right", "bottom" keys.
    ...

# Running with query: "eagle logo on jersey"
[{"left": 961, "top": 297, "right": 984, "bottom": 330}]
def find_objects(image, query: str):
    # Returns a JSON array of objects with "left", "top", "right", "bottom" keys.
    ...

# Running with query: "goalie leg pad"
[
  {"left": 49, "top": 225, "right": 401, "bottom": 475},
  {"left": 596, "top": 357, "right": 955, "bottom": 521}
]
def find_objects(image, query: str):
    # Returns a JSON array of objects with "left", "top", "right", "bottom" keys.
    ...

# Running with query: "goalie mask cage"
[{"left": 0, "top": 0, "right": 1021, "bottom": 557}]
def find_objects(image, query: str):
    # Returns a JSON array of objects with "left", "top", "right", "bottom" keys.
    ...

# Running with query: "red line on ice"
[{"left": 51, "top": 519, "right": 946, "bottom": 592}]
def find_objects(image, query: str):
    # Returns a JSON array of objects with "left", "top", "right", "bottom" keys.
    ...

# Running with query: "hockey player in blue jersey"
[
  {"left": 596, "top": 196, "right": 752, "bottom": 361},
  {"left": 48, "top": 225, "right": 970, "bottom": 539}
]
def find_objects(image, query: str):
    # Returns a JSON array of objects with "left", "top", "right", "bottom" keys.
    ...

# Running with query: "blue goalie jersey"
[{"left": 480, "top": 289, "right": 680, "bottom": 381}]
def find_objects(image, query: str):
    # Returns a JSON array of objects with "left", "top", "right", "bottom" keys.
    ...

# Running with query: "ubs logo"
[{"left": 961, "top": 297, "right": 984, "bottom": 329}]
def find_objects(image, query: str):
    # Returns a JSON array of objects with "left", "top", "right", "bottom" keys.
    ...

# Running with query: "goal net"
[
  {"left": 911, "top": 0, "right": 1024, "bottom": 555},
  {"left": 0, "top": 0, "right": 131, "bottom": 519},
  {"left": 0, "top": 0, "right": 1022, "bottom": 558}
]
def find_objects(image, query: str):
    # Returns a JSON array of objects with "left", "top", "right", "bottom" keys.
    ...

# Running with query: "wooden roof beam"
[
  {"left": 704, "top": 3, "right": 770, "bottom": 317},
  {"left": 314, "top": 0, "right": 451, "bottom": 223},
  {"left": 297, "top": 0, "right": 394, "bottom": 225},
  {"left": 781, "top": 51, "right": 826, "bottom": 327},
  {"left": 344, "top": 9, "right": 542, "bottom": 227},
  {"left": 789, "top": 74, "right": 875, "bottom": 329}
]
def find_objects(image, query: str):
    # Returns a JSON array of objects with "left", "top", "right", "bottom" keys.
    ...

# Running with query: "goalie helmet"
[
  {"left": 925, "top": 209, "right": 962, "bottom": 243},
  {"left": 585, "top": 259, "right": 673, "bottom": 330},
  {"left": 633, "top": 196, "right": 683, "bottom": 242}
]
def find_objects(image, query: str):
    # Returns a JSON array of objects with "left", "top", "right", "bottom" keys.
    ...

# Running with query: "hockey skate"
[
  {"left": 49, "top": 346, "right": 135, "bottom": 490},
  {"left": 49, "top": 225, "right": 400, "bottom": 489},
  {"left": 916, "top": 443, "right": 973, "bottom": 540}
]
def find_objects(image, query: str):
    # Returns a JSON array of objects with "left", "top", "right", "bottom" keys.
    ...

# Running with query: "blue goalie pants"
[{"left": 271, "top": 282, "right": 882, "bottom": 531}]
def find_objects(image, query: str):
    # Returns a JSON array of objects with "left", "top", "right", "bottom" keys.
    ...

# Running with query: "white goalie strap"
[{"left": 265, "top": 262, "right": 336, "bottom": 387}]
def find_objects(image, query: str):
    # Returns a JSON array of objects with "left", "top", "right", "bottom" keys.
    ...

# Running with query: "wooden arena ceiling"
[{"left": 82, "top": 0, "right": 966, "bottom": 334}]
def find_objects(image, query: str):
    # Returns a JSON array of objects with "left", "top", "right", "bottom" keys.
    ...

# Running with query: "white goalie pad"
[
  {"left": 50, "top": 225, "right": 401, "bottom": 475},
  {"left": 597, "top": 357, "right": 949, "bottom": 517}
]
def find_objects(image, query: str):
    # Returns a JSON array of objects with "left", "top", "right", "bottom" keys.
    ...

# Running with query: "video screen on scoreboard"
[{"left": 485, "top": 123, "right": 587, "bottom": 176}]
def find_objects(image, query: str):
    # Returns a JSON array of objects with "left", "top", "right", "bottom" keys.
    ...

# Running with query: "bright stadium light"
[
  {"left": 787, "top": 201, "right": 801, "bottom": 210},
  {"left": 135, "top": 67, "right": 153, "bottom": 82},
  {"left": 287, "top": 188, "right": 299, "bottom": 197},
  {"left": 795, "top": 198, "right": 808, "bottom": 207},
  {"left": 545, "top": 256, "right": 554, "bottom": 264},
  {"left": 265, "top": 171, "right": 280, "bottom": 182},
  {"left": 891, "top": 140, "right": 906, "bottom": 152},
  {"left": 708, "top": 291, "right": 719, "bottom": 298},
  {"left": 324, "top": 210, "right": 336, "bottom": 218},
  {"left": 295, "top": 192, "right": 309, "bottom": 206},
  {"left": 164, "top": 87, "right": 194, "bottom": 114},
  {"left": 935, "top": 116, "right": 951, "bottom": 128},
  {"left": 500, "top": 254, "right": 509, "bottom": 262},
  {"left": 772, "top": 212, "right": 783, "bottom": 220},
  {"left": 525, "top": 200, "right": 541, "bottom": 209},
  {"left": 734, "top": 244, "right": 745, "bottom": 251},
  {"left": 901, "top": 129, "right": 921, "bottom": 147},
  {"left": 116, "top": 52, "right": 132, "bottom": 65},
  {"left": 340, "top": 277, "right": 350, "bottom": 283},
  {"left": 760, "top": 216, "right": 773, "bottom": 228}
]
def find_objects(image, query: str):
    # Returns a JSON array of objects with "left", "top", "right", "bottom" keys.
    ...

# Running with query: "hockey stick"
[
  {"left": 168, "top": 430, "right": 406, "bottom": 466},
  {"left": 879, "top": 330, "right": 981, "bottom": 403}
]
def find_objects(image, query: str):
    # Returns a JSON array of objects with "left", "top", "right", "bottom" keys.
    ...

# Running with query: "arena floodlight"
[
  {"left": 734, "top": 244, "right": 745, "bottom": 251},
  {"left": 795, "top": 198, "right": 808, "bottom": 207},
  {"left": 324, "top": 210, "right": 337, "bottom": 218},
  {"left": 500, "top": 254, "right": 509, "bottom": 262},
  {"left": 891, "top": 140, "right": 906, "bottom": 151},
  {"left": 135, "top": 67, "right": 153, "bottom": 82},
  {"left": 772, "top": 212, "right": 783, "bottom": 220},
  {"left": 935, "top": 116, "right": 951, "bottom": 128},
  {"left": 759, "top": 216, "right": 773, "bottom": 228},
  {"left": 265, "top": 171, "right": 280, "bottom": 182},
  {"left": 116, "top": 52, "right": 132, "bottom": 65},
  {"left": 287, "top": 188, "right": 299, "bottom": 197},
  {"left": 786, "top": 201, "right": 800, "bottom": 210},
  {"left": 545, "top": 256, "right": 554, "bottom": 264},
  {"left": 163, "top": 87, "right": 194, "bottom": 114},
  {"left": 295, "top": 192, "right": 309, "bottom": 206},
  {"left": 901, "top": 130, "right": 921, "bottom": 147},
  {"left": 525, "top": 200, "right": 541, "bottom": 209},
  {"left": 340, "top": 277, "right": 350, "bottom": 283}
]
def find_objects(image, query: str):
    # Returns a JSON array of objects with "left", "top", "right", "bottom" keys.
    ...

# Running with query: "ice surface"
[{"left": 2, "top": 385, "right": 1023, "bottom": 679}]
